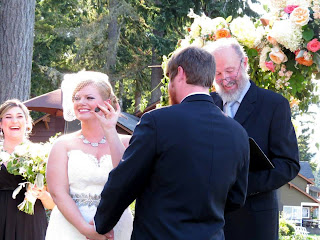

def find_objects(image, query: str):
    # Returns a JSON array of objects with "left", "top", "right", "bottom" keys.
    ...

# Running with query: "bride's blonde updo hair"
[
  {"left": 0, "top": 99, "right": 33, "bottom": 138},
  {"left": 61, "top": 70, "right": 118, "bottom": 121}
]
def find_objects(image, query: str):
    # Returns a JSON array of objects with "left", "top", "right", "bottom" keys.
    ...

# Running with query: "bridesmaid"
[{"left": 0, "top": 99, "right": 55, "bottom": 240}]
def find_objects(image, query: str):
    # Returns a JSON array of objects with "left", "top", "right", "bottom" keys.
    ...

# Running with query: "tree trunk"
[
  {"left": 104, "top": 0, "right": 121, "bottom": 81},
  {"left": 150, "top": 30, "right": 163, "bottom": 104},
  {"left": 0, "top": 0, "right": 36, "bottom": 102},
  {"left": 118, "top": 78, "right": 124, "bottom": 109},
  {"left": 134, "top": 80, "right": 141, "bottom": 113}
]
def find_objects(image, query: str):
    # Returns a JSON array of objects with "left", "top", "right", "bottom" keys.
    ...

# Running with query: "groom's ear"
[{"left": 177, "top": 66, "right": 186, "bottom": 83}]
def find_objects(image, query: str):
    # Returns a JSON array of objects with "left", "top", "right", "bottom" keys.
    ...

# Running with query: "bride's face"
[
  {"left": 73, "top": 84, "right": 104, "bottom": 121},
  {"left": 0, "top": 106, "right": 27, "bottom": 141}
]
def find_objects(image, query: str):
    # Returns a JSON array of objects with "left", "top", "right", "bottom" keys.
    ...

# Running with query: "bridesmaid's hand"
[{"left": 29, "top": 185, "right": 56, "bottom": 209}]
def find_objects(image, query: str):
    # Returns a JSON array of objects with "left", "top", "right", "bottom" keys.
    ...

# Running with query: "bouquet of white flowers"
[{"left": 0, "top": 136, "right": 56, "bottom": 215}]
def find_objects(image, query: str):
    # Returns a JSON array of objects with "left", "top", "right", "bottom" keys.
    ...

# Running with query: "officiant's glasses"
[{"left": 215, "top": 58, "right": 243, "bottom": 83}]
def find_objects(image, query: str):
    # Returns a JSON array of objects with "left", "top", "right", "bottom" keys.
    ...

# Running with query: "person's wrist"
[
  {"left": 78, "top": 222, "right": 91, "bottom": 236},
  {"left": 103, "top": 127, "right": 117, "bottom": 137},
  {"left": 38, "top": 191, "right": 49, "bottom": 200}
]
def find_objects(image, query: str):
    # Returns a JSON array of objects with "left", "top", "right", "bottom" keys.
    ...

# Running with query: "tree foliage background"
[
  {"left": 31, "top": 0, "right": 261, "bottom": 113},
  {"left": 8, "top": 0, "right": 314, "bottom": 168}
]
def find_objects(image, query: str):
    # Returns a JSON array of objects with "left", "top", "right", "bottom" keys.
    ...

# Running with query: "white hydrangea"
[
  {"left": 268, "top": 19, "right": 303, "bottom": 51},
  {"left": 230, "top": 16, "right": 261, "bottom": 48},
  {"left": 190, "top": 37, "right": 204, "bottom": 47},
  {"left": 287, "top": 0, "right": 311, "bottom": 7},
  {"left": 210, "top": 17, "right": 228, "bottom": 32},
  {"left": 270, "top": 0, "right": 287, "bottom": 9},
  {"left": 199, "top": 15, "right": 216, "bottom": 36},
  {"left": 189, "top": 17, "right": 201, "bottom": 39}
]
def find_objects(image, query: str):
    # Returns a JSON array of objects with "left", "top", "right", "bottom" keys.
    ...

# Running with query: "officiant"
[{"left": 207, "top": 38, "right": 300, "bottom": 240}]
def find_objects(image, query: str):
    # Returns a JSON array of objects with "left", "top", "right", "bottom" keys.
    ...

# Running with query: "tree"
[
  {"left": 0, "top": 0, "right": 36, "bottom": 102},
  {"left": 31, "top": 0, "right": 262, "bottom": 113},
  {"left": 292, "top": 108, "right": 317, "bottom": 171},
  {"left": 298, "top": 127, "right": 316, "bottom": 170}
]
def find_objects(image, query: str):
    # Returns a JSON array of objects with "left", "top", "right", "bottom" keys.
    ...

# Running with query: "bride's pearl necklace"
[{"left": 79, "top": 133, "right": 106, "bottom": 147}]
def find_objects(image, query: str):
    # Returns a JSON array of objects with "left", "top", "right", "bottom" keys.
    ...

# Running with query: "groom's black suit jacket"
[
  {"left": 211, "top": 81, "right": 300, "bottom": 240},
  {"left": 95, "top": 94, "right": 250, "bottom": 240}
]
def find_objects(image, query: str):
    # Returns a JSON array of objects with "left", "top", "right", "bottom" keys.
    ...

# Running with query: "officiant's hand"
[{"left": 92, "top": 100, "right": 120, "bottom": 134}]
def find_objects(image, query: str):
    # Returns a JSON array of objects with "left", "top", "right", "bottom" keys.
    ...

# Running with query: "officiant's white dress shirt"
[{"left": 223, "top": 81, "right": 251, "bottom": 118}]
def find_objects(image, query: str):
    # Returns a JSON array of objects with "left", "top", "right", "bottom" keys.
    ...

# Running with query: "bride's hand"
[
  {"left": 87, "top": 220, "right": 114, "bottom": 240},
  {"left": 83, "top": 224, "right": 109, "bottom": 240},
  {"left": 92, "top": 100, "right": 120, "bottom": 133}
]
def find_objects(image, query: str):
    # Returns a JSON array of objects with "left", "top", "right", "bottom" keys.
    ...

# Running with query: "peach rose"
[
  {"left": 307, "top": 38, "right": 320, "bottom": 52},
  {"left": 269, "top": 46, "right": 288, "bottom": 64},
  {"left": 295, "top": 50, "right": 313, "bottom": 66},
  {"left": 215, "top": 28, "right": 231, "bottom": 40},
  {"left": 267, "top": 35, "right": 278, "bottom": 45},
  {"left": 290, "top": 7, "right": 310, "bottom": 26}
]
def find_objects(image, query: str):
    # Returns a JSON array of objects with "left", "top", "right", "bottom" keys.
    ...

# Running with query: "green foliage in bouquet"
[{"left": 6, "top": 142, "right": 50, "bottom": 186}]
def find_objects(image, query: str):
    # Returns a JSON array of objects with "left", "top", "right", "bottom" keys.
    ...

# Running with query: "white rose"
[
  {"left": 0, "top": 151, "right": 11, "bottom": 163},
  {"left": 290, "top": 7, "right": 310, "bottom": 26},
  {"left": 19, "top": 167, "right": 27, "bottom": 174},
  {"left": 14, "top": 144, "right": 29, "bottom": 156}
]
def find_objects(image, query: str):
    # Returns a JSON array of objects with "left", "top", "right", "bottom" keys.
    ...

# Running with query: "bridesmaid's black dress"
[{"left": 0, "top": 164, "right": 47, "bottom": 240}]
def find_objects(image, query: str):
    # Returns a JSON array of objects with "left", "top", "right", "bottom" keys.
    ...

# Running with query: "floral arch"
[{"left": 160, "top": 0, "right": 320, "bottom": 112}]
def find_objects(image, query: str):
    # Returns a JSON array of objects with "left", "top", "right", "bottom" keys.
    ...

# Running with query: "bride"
[{"left": 46, "top": 71, "right": 133, "bottom": 240}]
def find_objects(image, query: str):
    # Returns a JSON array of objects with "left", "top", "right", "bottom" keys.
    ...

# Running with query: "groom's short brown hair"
[{"left": 166, "top": 46, "right": 216, "bottom": 88}]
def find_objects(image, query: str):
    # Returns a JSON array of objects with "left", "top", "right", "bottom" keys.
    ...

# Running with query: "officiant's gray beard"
[{"left": 214, "top": 77, "right": 248, "bottom": 103}]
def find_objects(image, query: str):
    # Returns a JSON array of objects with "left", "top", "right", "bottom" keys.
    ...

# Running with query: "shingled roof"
[{"left": 299, "top": 161, "right": 315, "bottom": 180}]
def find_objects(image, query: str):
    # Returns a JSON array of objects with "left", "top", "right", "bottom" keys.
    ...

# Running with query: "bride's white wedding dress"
[{"left": 46, "top": 150, "right": 133, "bottom": 240}]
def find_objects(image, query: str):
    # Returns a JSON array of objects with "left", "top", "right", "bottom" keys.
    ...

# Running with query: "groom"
[{"left": 94, "top": 46, "right": 250, "bottom": 239}]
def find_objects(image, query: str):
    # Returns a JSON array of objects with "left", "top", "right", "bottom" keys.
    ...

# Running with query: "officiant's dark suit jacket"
[
  {"left": 211, "top": 81, "right": 300, "bottom": 240},
  {"left": 94, "top": 94, "right": 250, "bottom": 240}
]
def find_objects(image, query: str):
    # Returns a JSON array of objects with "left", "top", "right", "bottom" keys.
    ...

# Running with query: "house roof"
[
  {"left": 117, "top": 112, "right": 140, "bottom": 134},
  {"left": 297, "top": 173, "right": 314, "bottom": 184},
  {"left": 24, "top": 89, "right": 63, "bottom": 116},
  {"left": 310, "top": 185, "right": 320, "bottom": 193},
  {"left": 299, "top": 161, "right": 315, "bottom": 180},
  {"left": 288, "top": 182, "right": 320, "bottom": 203}
]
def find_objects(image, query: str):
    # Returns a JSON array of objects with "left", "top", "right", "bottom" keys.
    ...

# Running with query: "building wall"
[
  {"left": 279, "top": 184, "right": 316, "bottom": 210},
  {"left": 30, "top": 116, "right": 65, "bottom": 143},
  {"left": 291, "top": 176, "right": 308, "bottom": 192}
]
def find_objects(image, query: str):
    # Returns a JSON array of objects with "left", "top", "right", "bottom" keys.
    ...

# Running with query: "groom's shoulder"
[{"left": 142, "top": 105, "right": 174, "bottom": 116}]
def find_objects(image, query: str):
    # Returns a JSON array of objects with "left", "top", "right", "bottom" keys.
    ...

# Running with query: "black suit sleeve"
[
  {"left": 225, "top": 131, "right": 250, "bottom": 213},
  {"left": 94, "top": 112, "right": 157, "bottom": 234},
  {"left": 247, "top": 99, "right": 300, "bottom": 194}
]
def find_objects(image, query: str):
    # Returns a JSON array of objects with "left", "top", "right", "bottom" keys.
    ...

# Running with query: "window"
[
  {"left": 302, "top": 207, "right": 310, "bottom": 218},
  {"left": 283, "top": 206, "right": 302, "bottom": 220}
]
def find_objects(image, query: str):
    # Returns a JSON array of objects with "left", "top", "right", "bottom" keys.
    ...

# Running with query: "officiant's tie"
[{"left": 225, "top": 101, "right": 236, "bottom": 118}]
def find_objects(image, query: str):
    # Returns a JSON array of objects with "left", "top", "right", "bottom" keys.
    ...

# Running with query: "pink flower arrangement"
[
  {"left": 259, "top": 0, "right": 320, "bottom": 94},
  {"left": 307, "top": 38, "right": 320, "bottom": 53},
  {"left": 284, "top": 5, "right": 299, "bottom": 14},
  {"left": 265, "top": 61, "right": 275, "bottom": 72}
]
